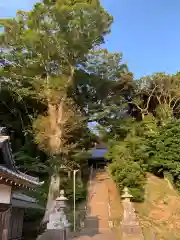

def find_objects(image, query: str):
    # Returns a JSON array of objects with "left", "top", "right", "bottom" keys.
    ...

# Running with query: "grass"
[{"left": 134, "top": 173, "right": 180, "bottom": 240}]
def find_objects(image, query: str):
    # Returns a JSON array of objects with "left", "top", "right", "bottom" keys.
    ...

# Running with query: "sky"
[{"left": 1, "top": 0, "right": 180, "bottom": 79}]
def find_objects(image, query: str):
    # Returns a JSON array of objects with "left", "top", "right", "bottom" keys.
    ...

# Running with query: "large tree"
[{"left": 0, "top": 0, "right": 113, "bottom": 221}]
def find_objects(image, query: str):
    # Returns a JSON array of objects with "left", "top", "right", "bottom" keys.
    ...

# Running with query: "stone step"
[
  {"left": 84, "top": 218, "right": 109, "bottom": 230},
  {"left": 71, "top": 232, "right": 116, "bottom": 240}
]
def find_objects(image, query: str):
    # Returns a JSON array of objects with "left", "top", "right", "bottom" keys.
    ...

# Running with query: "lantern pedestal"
[{"left": 47, "top": 208, "right": 70, "bottom": 230}]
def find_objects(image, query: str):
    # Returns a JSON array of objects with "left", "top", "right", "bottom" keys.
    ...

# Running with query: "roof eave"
[{"left": 0, "top": 166, "right": 44, "bottom": 188}]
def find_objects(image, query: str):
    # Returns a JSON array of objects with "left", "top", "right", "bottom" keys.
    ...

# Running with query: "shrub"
[
  {"left": 144, "top": 120, "right": 180, "bottom": 190},
  {"left": 108, "top": 158, "right": 145, "bottom": 202}
]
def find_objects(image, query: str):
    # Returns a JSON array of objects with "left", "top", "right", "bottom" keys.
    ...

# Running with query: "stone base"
[
  {"left": 122, "top": 233, "right": 144, "bottom": 240},
  {"left": 47, "top": 222, "right": 64, "bottom": 230},
  {"left": 2, "top": 229, "right": 8, "bottom": 240}
]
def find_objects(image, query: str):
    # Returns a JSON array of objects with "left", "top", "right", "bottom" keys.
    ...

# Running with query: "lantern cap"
[
  {"left": 56, "top": 189, "right": 68, "bottom": 201},
  {"left": 121, "top": 187, "right": 133, "bottom": 199}
]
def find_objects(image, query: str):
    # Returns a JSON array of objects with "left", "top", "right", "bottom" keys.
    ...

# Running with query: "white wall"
[{"left": 0, "top": 184, "right": 12, "bottom": 204}]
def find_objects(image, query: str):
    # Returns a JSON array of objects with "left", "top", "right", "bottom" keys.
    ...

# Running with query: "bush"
[
  {"left": 108, "top": 158, "right": 145, "bottom": 202},
  {"left": 144, "top": 120, "right": 180, "bottom": 190}
]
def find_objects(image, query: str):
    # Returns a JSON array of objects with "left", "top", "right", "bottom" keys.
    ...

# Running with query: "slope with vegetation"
[
  {"left": 104, "top": 73, "right": 180, "bottom": 199},
  {"left": 135, "top": 173, "right": 180, "bottom": 239}
]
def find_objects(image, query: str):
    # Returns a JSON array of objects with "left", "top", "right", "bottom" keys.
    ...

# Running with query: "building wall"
[
  {"left": 0, "top": 208, "right": 11, "bottom": 240},
  {"left": 8, "top": 207, "right": 24, "bottom": 240},
  {"left": 0, "top": 184, "right": 11, "bottom": 204}
]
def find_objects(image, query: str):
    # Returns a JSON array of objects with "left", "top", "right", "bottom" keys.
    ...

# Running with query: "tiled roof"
[
  {"left": 12, "top": 192, "right": 44, "bottom": 210},
  {"left": 0, "top": 165, "right": 43, "bottom": 186},
  {"left": 0, "top": 127, "right": 43, "bottom": 187},
  {"left": 12, "top": 192, "right": 37, "bottom": 203},
  {"left": 17, "top": 171, "right": 42, "bottom": 185},
  {"left": 90, "top": 148, "right": 108, "bottom": 159}
]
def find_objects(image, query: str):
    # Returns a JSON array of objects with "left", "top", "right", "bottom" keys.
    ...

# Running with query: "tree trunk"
[
  {"left": 48, "top": 103, "right": 63, "bottom": 155},
  {"left": 42, "top": 172, "right": 60, "bottom": 223},
  {"left": 42, "top": 96, "right": 67, "bottom": 223},
  {"left": 141, "top": 113, "right": 144, "bottom": 120},
  {"left": 42, "top": 66, "right": 75, "bottom": 224},
  {"left": 68, "top": 171, "right": 71, "bottom": 179}
]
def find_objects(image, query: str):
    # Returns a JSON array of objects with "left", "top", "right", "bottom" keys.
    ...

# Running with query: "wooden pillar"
[{"left": 0, "top": 206, "right": 11, "bottom": 240}]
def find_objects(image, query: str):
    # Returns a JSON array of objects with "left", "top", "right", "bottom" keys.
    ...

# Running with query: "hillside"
[{"left": 135, "top": 173, "right": 180, "bottom": 240}]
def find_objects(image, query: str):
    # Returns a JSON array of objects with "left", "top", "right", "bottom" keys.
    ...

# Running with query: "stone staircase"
[{"left": 70, "top": 171, "right": 116, "bottom": 240}]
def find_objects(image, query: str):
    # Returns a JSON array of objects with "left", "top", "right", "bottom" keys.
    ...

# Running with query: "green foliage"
[
  {"left": 62, "top": 178, "right": 87, "bottom": 204},
  {"left": 107, "top": 144, "right": 146, "bottom": 202},
  {"left": 0, "top": 0, "right": 114, "bottom": 154},
  {"left": 27, "top": 181, "right": 49, "bottom": 207},
  {"left": 106, "top": 114, "right": 158, "bottom": 202},
  {"left": 142, "top": 120, "right": 180, "bottom": 189},
  {"left": 72, "top": 49, "right": 132, "bottom": 126},
  {"left": 155, "top": 104, "right": 173, "bottom": 125},
  {"left": 14, "top": 143, "right": 48, "bottom": 174},
  {"left": 24, "top": 208, "right": 44, "bottom": 222}
]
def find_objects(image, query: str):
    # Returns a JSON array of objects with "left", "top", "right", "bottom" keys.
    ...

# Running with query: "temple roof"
[
  {"left": 0, "top": 165, "right": 43, "bottom": 188},
  {"left": 90, "top": 147, "right": 108, "bottom": 159},
  {"left": 0, "top": 127, "right": 43, "bottom": 188}
]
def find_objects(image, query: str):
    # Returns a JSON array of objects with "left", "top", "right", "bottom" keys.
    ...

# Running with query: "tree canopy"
[{"left": 0, "top": 0, "right": 131, "bottom": 221}]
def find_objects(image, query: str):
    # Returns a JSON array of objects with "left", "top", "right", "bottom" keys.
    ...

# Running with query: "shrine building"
[{"left": 0, "top": 127, "right": 43, "bottom": 240}]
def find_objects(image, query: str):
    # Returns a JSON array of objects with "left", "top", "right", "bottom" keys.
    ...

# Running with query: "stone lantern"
[
  {"left": 121, "top": 187, "right": 144, "bottom": 239},
  {"left": 47, "top": 190, "right": 70, "bottom": 231}
]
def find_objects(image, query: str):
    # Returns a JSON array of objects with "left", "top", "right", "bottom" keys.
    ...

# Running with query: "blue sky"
[{"left": 1, "top": 0, "right": 180, "bottom": 79}]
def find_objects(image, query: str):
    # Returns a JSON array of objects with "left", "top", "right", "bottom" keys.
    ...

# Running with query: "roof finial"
[{"left": 0, "top": 127, "right": 7, "bottom": 136}]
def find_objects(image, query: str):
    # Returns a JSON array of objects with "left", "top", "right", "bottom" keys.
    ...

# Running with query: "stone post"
[
  {"left": 121, "top": 187, "right": 144, "bottom": 239},
  {"left": 2, "top": 229, "right": 8, "bottom": 240}
]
